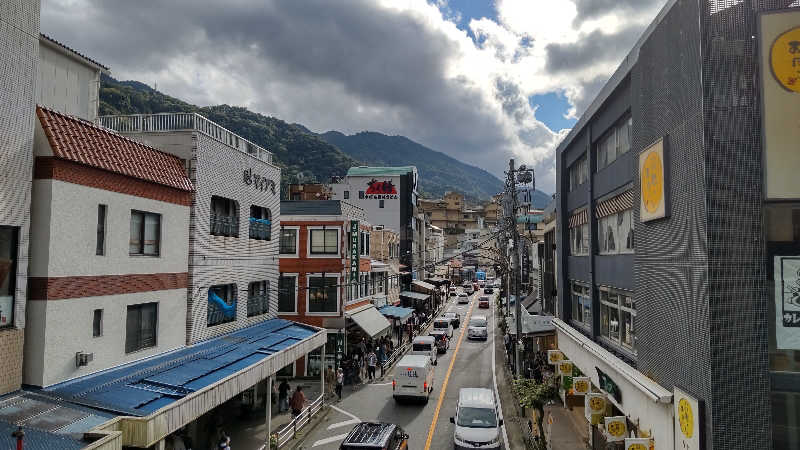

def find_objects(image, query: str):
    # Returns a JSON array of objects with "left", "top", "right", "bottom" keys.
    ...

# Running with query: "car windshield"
[
  {"left": 434, "top": 321, "right": 449, "bottom": 328},
  {"left": 469, "top": 318, "right": 487, "bottom": 327},
  {"left": 480, "top": 297, "right": 489, "bottom": 302},
  {"left": 412, "top": 343, "right": 432, "bottom": 352},
  {"left": 457, "top": 407, "right": 497, "bottom": 428}
]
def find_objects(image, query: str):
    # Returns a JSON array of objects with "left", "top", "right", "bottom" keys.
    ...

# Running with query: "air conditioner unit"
[{"left": 76, "top": 352, "right": 94, "bottom": 367}]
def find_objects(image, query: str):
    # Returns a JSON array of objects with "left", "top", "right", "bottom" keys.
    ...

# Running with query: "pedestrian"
[
  {"left": 271, "top": 379, "right": 278, "bottom": 405},
  {"left": 336, "top": 368, "right": 344, "bottom": 400},
  {"left": 366, "top": 349, "right": 377, "bottom": 380},
  {"left": 278, "top": 379, "right": 290, "bottom": 413},
  {"left": 289, "top": 386, "right": 306, "bottom": 418},
  {"left": 358, "top": 338, "right": 367, "bottom": 358},
  {"left": 217, "top": 433, "right": 231, "bottom": 450},
  {"left": 325, "top": 365, "right": 335, "bottom": 395},
  {"left": 378, "top": 338, "right": 386, "bottom": 364}
]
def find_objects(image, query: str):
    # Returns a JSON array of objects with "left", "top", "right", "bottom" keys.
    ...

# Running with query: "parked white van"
[
  {"left": 411, "top": 336, "right": 437, "bottom": 365},
  {"left": 392, "top": 354, "right": 435, "bottom": 403},
  {"left": 450, "top": 388, "right": 503, "bottom": 449}
]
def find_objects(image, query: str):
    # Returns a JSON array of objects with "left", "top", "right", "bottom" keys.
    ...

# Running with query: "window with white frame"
[
  {"left": 278, "top": 275, "right": 297, "bottom": 313},
  {"left": 598, "top": 209, "right": 634, "bottom": 255},
  {"left": 308, "top": 275, "right": 338, "bottom": 313},
  {"left": 570, "top": 282, "right": 591, "bottom": 329},
  {"left": 599, "top": 286, "right": 636, "bottom": 351},
  {"left": 597, "top": 116, "right": 632, "bottom": 171},
  {"left": 568, "top": 154, "right": 589, "bottom": 192},
  {"left": 569, "top": 222, "right": 589, "bottom": 256},
  {"left": 310, "top": 228, "right": 339, "bottom": 255}
]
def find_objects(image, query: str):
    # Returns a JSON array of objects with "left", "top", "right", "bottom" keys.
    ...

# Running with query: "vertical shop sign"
[
  {"left": 674, "top": 387, "right": 702, "bottom": 450},
  {"left": 775, "top": 255, "right": 800, "bottom": 349},
  {"left": 350, "top": 221, "right": 360, "bottom": 300}
]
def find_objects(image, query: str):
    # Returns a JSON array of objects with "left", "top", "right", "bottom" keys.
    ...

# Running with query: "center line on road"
[{"left": 423, "top": 294, "right": 477, "bottom": 450}]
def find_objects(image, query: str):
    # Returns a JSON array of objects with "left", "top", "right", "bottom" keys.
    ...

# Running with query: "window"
[
  {"left": 599, "top": 286, "right": 635, "bottom": 351},
  {"left": 310, "top": 228, "right": 338, "bottom": 255},
  {"left": 358, "top": 191, "right": 365, "bottom": 199},
  {"left": 249, "top": 205, "right": 271, "bottom": 240},
  {"left": 308, "top": 276, "right": 338, "bottom": 313},
  {"left": 568, "top": 154, "right": 588, "bottom": 191},
  {"left": 208, "top": 284, "right": 237, "bottom": 326},
  {"left": 129, "top": 211, "right": 160, "bottom": 256},
  {"left": 598, "top": 209, "right": 634, "bottom": 255},
  {"left": 0, "top": 227, "right": 18, "bottom": 328},
  {"left": 125, "top": 303, "right": 157, "bottom": 353},
  {"left": 597, "top": 116, "right": 632, "bottom": 171},
  {"left": 96, "top": 205, "right": 106, "bottom": 256},
  {"left": 379, "top": 199, "right": 385, "bottom": 208},
  {"left": 278, "top": 275, "right": 297, "bottom": 313},
  {"left": 92, "top": 309, "right": 103, "bottom": 337},
  {"left": 247, "top": 280, "right": 270, "bottom": 317},
  {"left": 569, "top": 222, "right": 589, "bottom": 256},
  {"left": 279, "top": 228, "right": 298, "bottom": 255},
  {"left": 344, "top": 191, "right": 350, "bottom": 199},
  {"left": 570, "top": 282, "right": 591, "bottom": 329},
  {"left": 210, "top": 196, "right": 239, "bottom": 237}
]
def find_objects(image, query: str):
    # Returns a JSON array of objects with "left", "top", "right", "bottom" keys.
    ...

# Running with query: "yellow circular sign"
[
  {"left": 574, "top": 380, "right": 589, "bottom": 393},
  {"left": 589, "top": 397, "right": 605, "bottom": 411},
  {"left": 770, "top": 26, "right": 800, "bottom": 92},
  {"left": 641, "top": 151, "right": 664, "bottom": 213},
  {"left": 627, "top": 444, "right": 647, "bottom": 450},
  {"left": 607, "top": 420, "right": 626, "bottom": 437},
  {"left": 550, "top": 352, "right": 562, "bottom": 362},
  {"left": 678, "top": 398, "right": 694, "bottom": 438}
]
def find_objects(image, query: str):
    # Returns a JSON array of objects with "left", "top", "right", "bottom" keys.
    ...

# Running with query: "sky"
[{"left": 41, "top": 0, "right": 668, "bottom": 193}]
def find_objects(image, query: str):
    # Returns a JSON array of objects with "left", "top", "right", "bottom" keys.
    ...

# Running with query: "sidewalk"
[
  {"left": 544, "top": 403, "right": 591, "bottom": 450},
  {"left": 493, "top": 310, "right": 528, "bottom": 450}
]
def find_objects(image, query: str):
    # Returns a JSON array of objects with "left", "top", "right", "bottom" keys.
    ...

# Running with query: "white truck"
[{"left": 392, "top": 354, "right": 435, "bottom": 403}]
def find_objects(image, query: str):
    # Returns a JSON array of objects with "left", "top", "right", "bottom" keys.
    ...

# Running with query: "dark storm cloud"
[
  {"left": 572, "top": 0, "right": 664, "bottom": 24},
  {"left": 570, "top": 74, "right": 610, "bottom": 117},
  {"left": 544, "top": 25, "right": 642, "bottom": 73}
]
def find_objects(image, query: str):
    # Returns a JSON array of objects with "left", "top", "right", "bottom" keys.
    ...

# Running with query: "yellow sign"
[
  {"left": 586, "top": 393, "right": 606, "bottom": 414},
  {"left": 678, "top": 398, "right": 694, "bottom": 438},
  {"left": 547, "top": 350, "right": 563, "bottom": 364},
  {"left": 639, "top": 139, "right": 667, "bottom": 222},
  {"left": 558, "top": 361, "right": 573, "bottom": 376},
  {"left": 604, "top": 416, "right": 627, "bottom": 442},
  {"left": 573, "top": 377, "right": 590, "bottom": 395},
  {"left": 625, "top": 437, "right": 650, "bottom": 450},
  {"left": 770, "top": 26, "right": 800, "bottom": 92}
]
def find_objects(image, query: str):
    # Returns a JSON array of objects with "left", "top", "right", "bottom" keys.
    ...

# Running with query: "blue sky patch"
[{"left": 529, "top": 93, "right": 576, "bottom": 132}]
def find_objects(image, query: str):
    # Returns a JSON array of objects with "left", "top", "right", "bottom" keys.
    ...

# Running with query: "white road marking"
[
  {"left": 327, "top": 418, "right": 360, "bottom": 430},
  {"left": 369, "top": 382, "right": 393, "bottom": 386},
  {"left": 491, "top": 299, "right": 511, "bottom": 449},
  {"left": 329, "top": 404, "right": 360, "bottom": 421},
  {"left": 325, "top": 404, "right": 361, "bottom": 432},
  {"left": 312, "top": 432, "right": 350, "bottom": 447}
]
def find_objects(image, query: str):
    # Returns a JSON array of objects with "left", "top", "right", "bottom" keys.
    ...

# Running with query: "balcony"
[
  {"left": 211, "top": 214, "right": 239, "bottom": 237},
  {"left": 97, "top": 112, "right": 273, "bottom": 164},
  {"left": 207, "top": 290, "right": 236, "bottom": 327},
  {"left": 247, "top": 294, "right": 269, "bottom": 317}
]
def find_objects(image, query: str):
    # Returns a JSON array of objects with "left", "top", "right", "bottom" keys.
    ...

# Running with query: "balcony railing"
[
  {"left": 247, "top": 294, "right": 269, "bottom": 317},
  {"left": 211, "top": 214, "right": 239, "bottom": 237},
  {"left": 97, "top": 113, "right": 273, "bottom": 164},
  {"left": 249, "top": 218, "right": 271, "bottom": 241},
  {"left": 208, "top": 299, "right": 236, "bottom": 327}
]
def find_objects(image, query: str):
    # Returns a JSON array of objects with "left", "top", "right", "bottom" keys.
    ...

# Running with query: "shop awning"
[
  {"left": 424, "top": 277, "right": 448, "bottom": 286},
  {"left": 347, "top": 305, "right": 391, "bottom": 338},
  {"left": 399, "top": 290, "right": 430, "bottom": 301},
  {"left": 412, "top": 280, "right": 436, "bottom": 292},
  {"left": 378, "top": 305, "right": 415, "bottom": 322}
]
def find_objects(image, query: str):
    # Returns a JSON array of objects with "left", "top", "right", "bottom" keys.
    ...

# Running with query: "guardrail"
[{"left": 273, "top": 394, "right": 324, "bottom": 449}]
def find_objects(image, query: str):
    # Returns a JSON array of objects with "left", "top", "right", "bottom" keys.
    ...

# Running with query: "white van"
[
  {"left": 433, "top": 317, "right": 454, "bottom": 338},
  {"left": 463, "top": 283, "right": 474, "bottom": 295},
  {"left": 450, "top": 388, "right": 503, "bottom": 449},
  {"left": 392, "top": 354, "right": 435, "bottom": 403},
  {"left": 411, "top": 336, "right": 438, "bottom": 365}
]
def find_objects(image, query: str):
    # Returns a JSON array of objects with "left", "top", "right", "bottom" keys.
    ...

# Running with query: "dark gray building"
[{"left": 553, "top": 1, "right": 800, "bottom": 449}]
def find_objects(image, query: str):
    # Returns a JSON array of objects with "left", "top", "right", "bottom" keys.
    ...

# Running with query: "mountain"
[
  {"left": 320, "top": 131, "right": 504, "bottom": 201},
  {"left": 99, "top": 74, "right": 358, "bottom": 194}
]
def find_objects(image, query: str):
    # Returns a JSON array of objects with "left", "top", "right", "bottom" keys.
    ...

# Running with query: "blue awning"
[
  {"left": 378, "top": 305, "right": 414, "bottom": 321},
  {"left": 44, "top": 319, "right": 318, "bottom": 416}
]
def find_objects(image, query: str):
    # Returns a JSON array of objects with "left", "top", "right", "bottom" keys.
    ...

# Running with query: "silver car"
[
  {"left": 450, "top": 388, "right": 502, "bottom": 449},
  {"left": 467, "top": 316, "right": 488, "bottom": 340}
]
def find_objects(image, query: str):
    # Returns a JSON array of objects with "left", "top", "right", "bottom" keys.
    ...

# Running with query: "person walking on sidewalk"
[
  {"left": 290, "top": 386, "right": 306, "bottom": 418},
  {"left": 278, "top": 379, "right": 290, "bottom": 413},
  {"left": 325, "top": 366, "right": 335, "bottom": 396},
  {"left": 335, "top": 368, "right": 344, "bottom": 400},
  {"left": 366, "top": 349, "right": 377, "bottom": 380}
]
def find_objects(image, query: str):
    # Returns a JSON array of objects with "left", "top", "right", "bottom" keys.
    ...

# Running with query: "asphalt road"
[{"left": 300, "top": 289, "right": 503, "bottom": 450}]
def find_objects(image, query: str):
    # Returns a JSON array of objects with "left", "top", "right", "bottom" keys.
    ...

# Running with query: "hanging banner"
[
  {"left": 350, "top": 221, "right": 360, "bottom": 299},
  {"left": 625, "top": 437, "right": 650, "bottom": 450},
  {"left": 674, "top": 387, "right": 702, "bottom": 450},
  {"left": 557, "top": 360, "right": 573, "bottom": 376},
  {"left": 573, "top": 377, "right": 591, "bottom": 395},
  {"left": 547, "top": 350, "right": 564, "bottom": 365},
  {"left": 597, "top": 367, "right": 623, "bottom": 404},
  {"left": 604, "top": 416, "right": 627, "bottom": 442},
  {"left": 775, "top": 255, "right": 800, "bottom": 349}
]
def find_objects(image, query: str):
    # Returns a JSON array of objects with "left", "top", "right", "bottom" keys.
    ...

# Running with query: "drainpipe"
[{"left": 12, "top": 426, "right": 24, "bottom": 450}]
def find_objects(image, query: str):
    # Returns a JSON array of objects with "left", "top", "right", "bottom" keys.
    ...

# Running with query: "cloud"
[{"left": 41, "top": 0, "right": 668, "bottom": 194}]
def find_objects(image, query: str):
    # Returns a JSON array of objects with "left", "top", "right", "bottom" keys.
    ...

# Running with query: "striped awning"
[
  {"left": 595, "top": 190, "right": 634, "bottom": 219},
  {"left": 568, "top": 208, "right": 588, "bottom": 228}
]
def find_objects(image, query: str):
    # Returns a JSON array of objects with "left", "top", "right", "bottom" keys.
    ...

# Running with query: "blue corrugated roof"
[
  {"left": 377, "top": 305, "right": 414, "bottom": 320},
  {"left": 44, "top": 319, "right": 317, "bottom": 416}
]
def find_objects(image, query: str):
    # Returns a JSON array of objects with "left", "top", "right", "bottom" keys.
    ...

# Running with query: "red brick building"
[{"left": 278, "top": 200, "right": 391, "bottom": 375}]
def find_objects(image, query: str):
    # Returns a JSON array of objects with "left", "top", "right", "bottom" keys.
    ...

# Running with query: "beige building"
[{"left": 419, "top": 191, "right": 480, "bottom": 232}]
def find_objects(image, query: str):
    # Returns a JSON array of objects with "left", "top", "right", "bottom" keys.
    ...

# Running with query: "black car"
[
  {"left": 429, "top": 330, "right": 450, "bottom": 353},
  {"left": 443, "top": 311, "right": 461, "bottom": 328},
  {"left": 484, "top": 287, "right": 494, "bottom": 294},
  {"left": 340, "top": 422, "right": 409, "bottom": 450}
]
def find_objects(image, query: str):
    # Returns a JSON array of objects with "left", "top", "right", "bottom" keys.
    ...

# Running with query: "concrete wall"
[
  {"left": 36, "top": 40, "right": 100, "bottom": 122},
  {"left": 330, "top": 175, "right": 403, "bottom": 235},
  {"left": 0, "top": 0, "right": 40, "bottom": 395}
]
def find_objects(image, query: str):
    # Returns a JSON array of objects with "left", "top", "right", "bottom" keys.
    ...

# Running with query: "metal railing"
[
  {"left": 97, "top": 113, "right": 273, "bottom": 164},
  {"left": 274, "top": 395, "right": 324, "bottom": 448},
  {"left": 249, "top": 219, "right": 272, "bottom": 241},
  {"left": 210, "top": 214, "right": 239, "bottom": 237},
  {"left": 207, "top": 301, "right": 236, "bottom": 327},
  {"left": 247, "top": 294, "right": 269, "bottom": 317}
]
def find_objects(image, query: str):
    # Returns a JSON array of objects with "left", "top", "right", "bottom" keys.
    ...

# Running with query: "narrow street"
[{"left": 300, "top": 289, "right": 504, "bottom": 449}]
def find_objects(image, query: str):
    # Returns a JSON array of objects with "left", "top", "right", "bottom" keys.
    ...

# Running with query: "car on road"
[
  {"left": 339, "top": 422, "right": 409, "bottom": 450},
  {"left": 429, "top": 330, "right": 450, "bottom": 353},
  {"left": 443, "top": 311, "right": 461, "bottom": 328},
  {"left": 449, "top": 287, "right": 457, "bottom": 297},
  {"left": 450, "top": 388, "right": 503, "bottom": 449},
  {"left": 463, "top": 283, "right": 474, "bottom": 295},
  {"left": 433, "top": 317, "right": 454, "bottom": 338},
  {"left": 467, "top": 316, "right": 489, "bottom": 340},
  {"left": 478, "top": 280, "right": 485, "bottom": 288},
  {"left": 478, "top": 296, "right": 490, "bottom": 309},
  {"left": 393, "top": 354, "right": 435, "bottom": 404},
  {"left": 457, "top": 292, "right": 470, "bottom": 304},
  {"left": 411, "top": 335, "right": 438, "bottom": 365},
  {"left": 483, "top": 287, "right": 494, "bottom": 294},
  {"left": 472, "top": 282, "right": 480, "bottom": 292}
]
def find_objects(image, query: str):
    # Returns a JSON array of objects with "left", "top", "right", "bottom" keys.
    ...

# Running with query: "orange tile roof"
[{"left": 36, "top": 107, "right": 193, "bottom": 192}]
